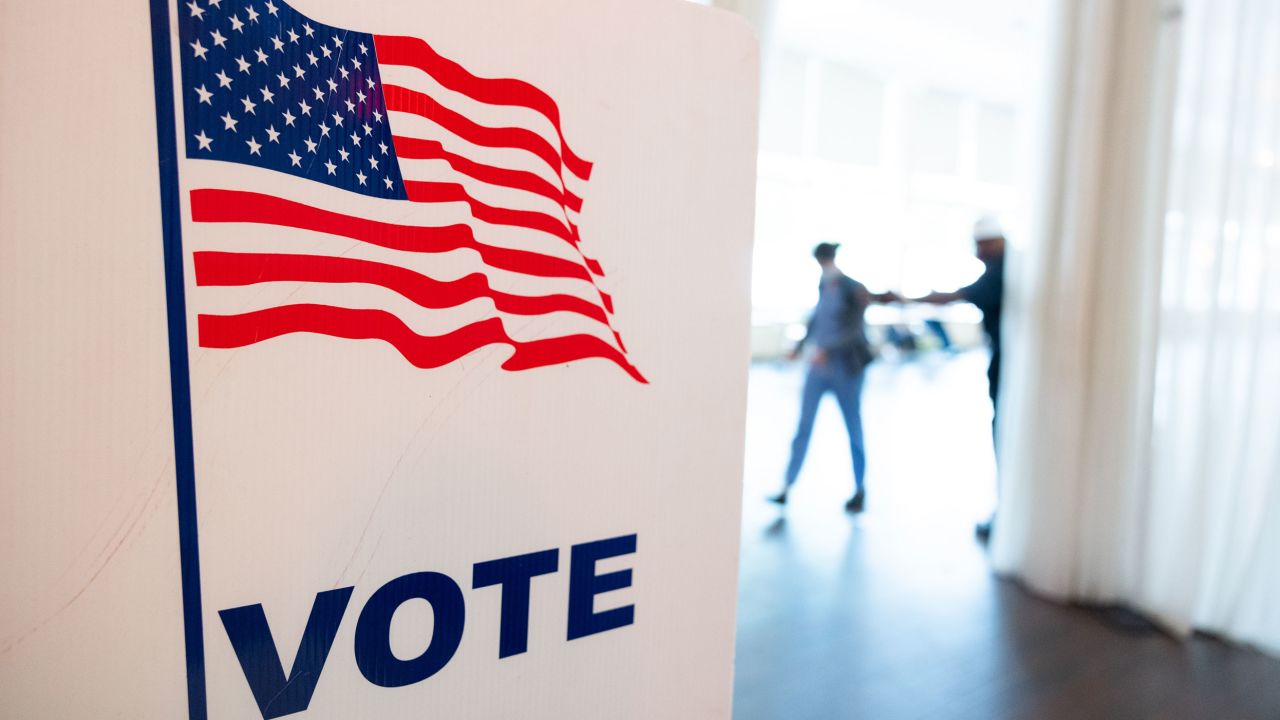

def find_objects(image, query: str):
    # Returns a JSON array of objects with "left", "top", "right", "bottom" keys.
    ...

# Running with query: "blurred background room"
[{"left": 692, "top": 0, "right": 1280, "bottom": 717}]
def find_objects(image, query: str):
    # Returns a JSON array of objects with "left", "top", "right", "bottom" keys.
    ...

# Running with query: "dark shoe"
[
  {"left": 845, "top": 490, "right": 865, "bottom": 513},
  {"left": 975, "top": 520, "right": 993, "bottom": 544},
  {"left": 767, "top": 490, "right": 788, "bottom": 505}
]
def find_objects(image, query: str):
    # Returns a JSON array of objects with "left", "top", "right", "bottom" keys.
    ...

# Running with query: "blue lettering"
[
  {"left": 472, "top": 548, "right": 560, "bottom": 658},
  {"left": 567, "top": 534, "right": 637, "bottom": 641},
  {"left": 353, "top": 571, "right": 465, "bottom": 687},
  {"left": 218, "top": 532, "right": 637, "bottom": 712},
  {"left": 218, "top": 586, "right": 353, "bottom": 719}
]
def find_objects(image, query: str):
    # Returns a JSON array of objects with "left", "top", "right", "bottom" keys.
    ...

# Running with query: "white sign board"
[{"left": 1, "top": 0, "right": 757, "bottom": 717}]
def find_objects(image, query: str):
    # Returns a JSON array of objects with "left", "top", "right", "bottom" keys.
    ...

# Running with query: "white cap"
[{"left": 973, "top": 214, "right": 1004, "bottom": 241}]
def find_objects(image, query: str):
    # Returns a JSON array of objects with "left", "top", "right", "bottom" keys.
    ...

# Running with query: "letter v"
[{"left": 218, "top": 587, "right": 354, "bottom": 719}]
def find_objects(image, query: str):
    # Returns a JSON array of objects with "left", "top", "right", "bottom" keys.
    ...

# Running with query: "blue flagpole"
[{"left": 147, "top": 0, "right": 207, "bottom": 717}]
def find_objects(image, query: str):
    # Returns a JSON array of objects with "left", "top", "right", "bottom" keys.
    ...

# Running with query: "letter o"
[{"left": 354, "top": 571, "right": 466, "bottom": 687}]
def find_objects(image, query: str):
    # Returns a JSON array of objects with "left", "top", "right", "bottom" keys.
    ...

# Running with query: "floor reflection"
[{"left": 732, "top": 353, "right": 1280, "bottom": 719}]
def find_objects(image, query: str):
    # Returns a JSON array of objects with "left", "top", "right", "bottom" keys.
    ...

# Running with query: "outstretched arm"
[{"left": 910, "top": 290, "right": 965, "bottom": 305}]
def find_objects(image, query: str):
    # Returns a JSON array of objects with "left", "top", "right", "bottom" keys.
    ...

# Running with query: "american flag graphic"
[{"left": 174, "top": 0, "right": 645, "bottom": 383}]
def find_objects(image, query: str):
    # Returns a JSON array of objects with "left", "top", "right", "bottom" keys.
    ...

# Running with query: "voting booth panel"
[{"left": 0, "top": 0, "right": 758, "bottom": 718}]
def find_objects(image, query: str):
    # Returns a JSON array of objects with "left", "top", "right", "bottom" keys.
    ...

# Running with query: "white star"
[
  {"left": 368, "top": 156, "right": 379, "bottom": 170},
  {"left": 331, "top": 112, "right": 344, "bottom": 127},
  {"left": 194, "top": 84, "right": 213, "bottom": 104},
  {"left": 303, "top": 22, "right": 314, "bottom": 37},
  {"left": 373, "top": 111, "right": 384, "bottom": 125},
  {"left": 264, "top": 0, "right": 278, "bottom": 16},
  {"left": 287, "top": 28, "right": 299, "bottom": 43},
  {"left": 282, "top": 109, "right": 296, "bottom": 126},
  {"left": 306, "top": 51, "right": 318, "bottom": 67},
  {"left": 366, "top": 77, "right": 376, "bottom": 90},
  {"left": 190, "top": 39, "right": 208, "bottom": 60},
  {"left": 320, "top": 45, "right": 332, "bottom": 59},
  {"left": 210, "top": 29, "right": 226, "bottom": 47},
  {"left": 358, "top": 41, "right": 367, "bottom": 55},
  {"left": 229, "top": 14, "right": 244, "bottom": 32},
  {"left": 254, "top": 47, "right": 269, "bottom": 64},
  {"left": 245, "top": 5, "right": 259, "bottom": 22},
  {"left": 276, "top": 71, "right": 290, "bottom": 88},
  {"left": 265, "top": 125, "right": 280, "bottom": 143},
  {"left": 338, "top": 147, "right": 350, "bottom": 161},
  {"left": 271, "top": 35, "right": 284, "bottom": 52},
  {"left": 324, "top": 160, "right": 336, "bottom": 175},
  {"left": 378, "top": 141, "right": 388, "bottom": 155},
  {"left": 259, "top": 85, "right": 274, "bottom": 103},
  {"left": 356, "top": 170, "right": 367, "bottom": 185},
  {"left": 246, "top": 136, "right": 262, "bottom": 155},
  {"left": 333, "top": 35, "right": 343, "bottom": 49},
  {"left": 194, "top": 130, "right": 213, "bottom": 150},
  {"left": 187, "top": 1, "right": 204, "bottom": 19},
  {"left": 318, "top": 121, "right": 330, "bottom": 138},
  {"left": 339, "top": 66, "right": 349, "bottom": 80},
  {"left": 356, "top": 89, "right": 366, "bottom": 104},
  {"left": 326, "top": 78, "right": 338, "bottom": 93},
  {"left": 207, "top": 0, "right": 220, "bottom": 6},
  {"left": 293, "top": 63, "right": 306, "bottom": 79},
  {"left": 312, "top": 86, "right": 324, "bottom": 101},
  {"left": 298, "top": 99, "right": 311, "bottom": 116},
  {"left": 220, "top": 112, "right": 238, "bottom": 131},
  {"left": 215, "top": 69, "right": 233, "bottom": 88},
  {"left": 288, "top": 150, "right": 302, "bottom": 167},
  {"left": 343, "top": 98, "right": 355, "bottom": 113},
  {"left": 304, "top": 137, "right": 318, "bottom": 154},
  {"left": 351, "top": 57, "right": 361, "bottom": 70},
  {"left": 240, "top": 95, "right": 256, "bottom": 114},
  {"left": 362, "top": 122, "right": 372, "bottom": 136},
  {"left": 384, "top": 177, "right": 394, "bottom": 190},
  {"left": 350, "top": 131, "right": 361, "bottom": 147},
  {"left": 235, "top": 55, "right": 251, "bottom": 73}
]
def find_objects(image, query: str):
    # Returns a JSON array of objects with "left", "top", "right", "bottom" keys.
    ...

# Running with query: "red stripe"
[
  {"left": 400, "top": 179, "right": 606, "bottom": 280},
  {"left": 401, "top": 180, "right": 588, "bottom": 251},
  {"left": 393, "top": 135, "right": 584, "bottom": 213},
  {"left": 189, "top": 189, "right": 590, "bottom": 282},
  {"left": 194, "top": 251, "right": 610, "bottom": 326},
  {"left": 199, "top": 305, "right": 645, "bottom": 382},
  {"left": 398, "top": 178, "right": 604, "bottom": 281},
  {"left": 374, "top": 34, "right": 593, "bottom": 181},
  {"left": 382, "top": 83, "right": 576, "bottom": 191}
]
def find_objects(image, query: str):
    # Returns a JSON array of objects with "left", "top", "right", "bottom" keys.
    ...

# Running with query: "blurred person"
[
  {"left": 882, "top": 324, "right": 919, "bottom": 354},
  {"left": 906, "top": 216, "right": 1005, "bottom": 539},
  {"left": 923, "top": 318, "right": 953, "bottom": 351},
  {"left": 769, "top": 242, "right": 898, "bottom": 512}
]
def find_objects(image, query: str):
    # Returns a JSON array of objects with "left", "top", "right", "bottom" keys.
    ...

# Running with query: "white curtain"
[{"left": 993, "top": 0, "right": 1280, "bottom": 656}]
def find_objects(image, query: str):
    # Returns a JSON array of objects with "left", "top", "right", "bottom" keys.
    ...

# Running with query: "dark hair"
[{"left": 813, "top": 242, "right": 840, "bottom": 261}]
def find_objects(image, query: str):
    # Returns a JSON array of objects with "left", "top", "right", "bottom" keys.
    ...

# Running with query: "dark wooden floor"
[{"left": 733, "top": 355, "right": 1280, "bottom": 720}]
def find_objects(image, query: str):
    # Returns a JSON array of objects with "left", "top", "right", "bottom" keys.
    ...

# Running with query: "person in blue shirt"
[{"left": 770, "top": 242, "right": 898, "bottom": 512}]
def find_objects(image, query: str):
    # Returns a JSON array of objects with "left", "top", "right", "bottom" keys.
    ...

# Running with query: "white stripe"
[
  {"left": 385, "top": 110, "right": 566, "bottom": 193},
  {"left": 181, "top": 160, "right": 591, "bottom": 268},
  {"left": 195, "top": 281, "right": 617, "bottom": 347},
  {"left": 188, "top": 223, "right": 606, "bottom": 306},
  {"left": 377, "top": 62, "right": 588, "bottom": 184},
  {"left": 395, "top": 157, "right": 573, "bottom": 223}
]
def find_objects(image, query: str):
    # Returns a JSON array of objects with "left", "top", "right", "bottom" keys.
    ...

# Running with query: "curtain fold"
[
  {"left": 991, "top": 0, "right": 1177, "bottom": 599},
  {"left": 994, "top": 0, "right": 1280, "bottom": 657},
  {"left": 1139, "top": 0, "right": 1280, "bottom": 652}
]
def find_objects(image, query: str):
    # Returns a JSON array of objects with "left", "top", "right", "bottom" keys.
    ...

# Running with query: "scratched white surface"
[{"left": 0, "top": 0, "right": 758, "bottom": 718}]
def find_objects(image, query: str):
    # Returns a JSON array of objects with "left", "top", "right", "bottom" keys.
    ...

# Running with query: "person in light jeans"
[{"left": 770, "top": 242, "right": 897, "bottom": 512}]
